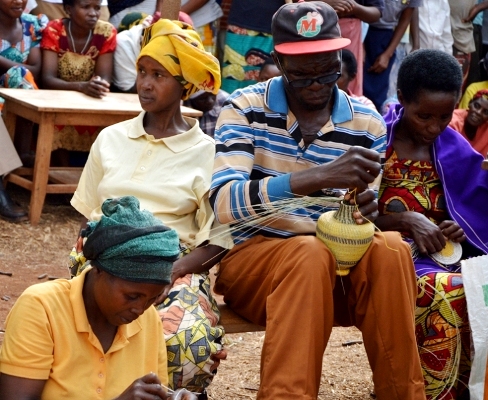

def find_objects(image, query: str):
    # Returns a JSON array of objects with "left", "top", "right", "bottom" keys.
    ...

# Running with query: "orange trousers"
[{"left": 215, "top": 233, "right": 426, "bottom": 400}]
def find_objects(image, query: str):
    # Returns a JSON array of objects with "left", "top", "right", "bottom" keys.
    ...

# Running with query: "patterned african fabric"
[
  {"left": 379, "top": 148, "right": 448, "bottom": 226},
  {"left": 221, "top": 25, "right": 274, "bottom": 94},
  {"left": 158, "top": 273, "right": 226, "bottom": 392},
  {"left": 0, "top": 14, "right": 47, "bottom": 111},
  {"left": 0, "top": 13, "right": 48, "bottom": 64},
  {"left": 0, "top": 66, "right": 38, "bottom": 112},
  {"left": 416, "top": 269, "right": 471, "bottom": 399},
  {"left": 40, "top": 18, "right": 116, "bottom": 151}
]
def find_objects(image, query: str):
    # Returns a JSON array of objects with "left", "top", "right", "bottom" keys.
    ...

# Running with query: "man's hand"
[
  {"left": 322, "top": 146, "right": 382, "bottom": 192},
  {"left": 345, "top": 189, "right": 378, "bottom": 224}
]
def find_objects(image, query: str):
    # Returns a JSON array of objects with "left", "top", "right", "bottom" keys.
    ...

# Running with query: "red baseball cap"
[{"left": 272, "top": 1, "right": 351, "bottom": 55}]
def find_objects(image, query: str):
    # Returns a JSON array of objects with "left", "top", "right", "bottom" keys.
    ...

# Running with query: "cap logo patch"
[{"left": 296, "top": 11, "right": 323, "bottom": 38}]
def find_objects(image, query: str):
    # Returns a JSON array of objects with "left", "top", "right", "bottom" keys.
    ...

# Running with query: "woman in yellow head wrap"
[{"left": 70, "top": 18, "right": 232, "bottom": 397}]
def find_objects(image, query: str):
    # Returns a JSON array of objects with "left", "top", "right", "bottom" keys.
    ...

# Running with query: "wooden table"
[{"left": 0, "top": 89, "right": 202, "bottom": 225}]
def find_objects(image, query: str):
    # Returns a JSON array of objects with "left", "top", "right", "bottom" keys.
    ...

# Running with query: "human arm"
[
  {"left": 181, "top": 0, "right": 209, "bottom": 15},
  {"left": 305, "top": 0, "right": 354, "bottom": 14},
  {"left": 368, "top": 7, "right": 415, "bottom": 74},
  {"left": 0, "top": 375, "right": 46, "bottom": 400},
  {"left": 464, "top": 0, "right": 488, "bottom": 22},
  {"left": 345, "top": 1, "right": 382, "bottom": 23},
  {"left": 0, "top": 47, "right": 42, "bottom": 81},
  {"left": 0, "top": 290, "right": 53, "bottom": 400},
  {"left": 410, "top": 7, "right": 419, "bottom": 51},
  {"left": 375, "top": 212, "right": 465, "bottom": 254}
]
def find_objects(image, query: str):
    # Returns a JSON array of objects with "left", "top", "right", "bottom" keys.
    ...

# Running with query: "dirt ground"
[{"left": 0, "top": 186, "right": 374, "bottom": 399}]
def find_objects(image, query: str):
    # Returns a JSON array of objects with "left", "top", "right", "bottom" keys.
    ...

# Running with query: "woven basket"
[{"left": 316, "top": 202, "right": 375, "bottom": 276}]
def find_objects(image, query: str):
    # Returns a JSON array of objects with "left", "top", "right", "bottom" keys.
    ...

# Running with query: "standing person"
[
  {"left": 448, "top": 0, "right": 477, "bottom": 91},
  {"left": 450, "top": 89, "right": 488, "bottom": 156},
  {"left": 376, "top": 49, "right": 488, "bottom": 399},
  {"left": 335, "top": 0, "right": 384, "bottom": 96},
  {"left": 210, "top": 2, "right": 426, "bottom": 399},
  {"left": 40, "top": 0, "right": 116, "bottom": 163},
  {"left": 363, "top": 0, "right": 422, "bottom": 111},
  {"left": 418, "top": 0, "right": 453, "bottom": 53},
  {"left": 70, "top": 19, "right": 231, "bottom": 396},
  {"left": 0, "top": 196, "right": 197, "bottom": 400}
]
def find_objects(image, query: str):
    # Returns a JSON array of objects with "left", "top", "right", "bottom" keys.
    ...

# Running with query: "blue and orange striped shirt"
[{"left": 210, "top": 77, "right": 386, "bottom": 244}]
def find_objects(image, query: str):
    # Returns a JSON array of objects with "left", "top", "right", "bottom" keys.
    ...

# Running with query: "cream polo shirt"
[
  {"left": 72, "top": 112, "right": 232, "bottom": 250},
  {"left": 0, "top": 268, "right": 167, "bottom": 400}
]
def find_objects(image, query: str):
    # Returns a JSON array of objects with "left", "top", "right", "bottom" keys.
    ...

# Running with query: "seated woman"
[
  {"left": 40, "top": 0, "right": 116, "bottom": 163},
  {"left": 70, "top": 19, "right": 231, "bottom": 396},
  {"left": 449, "top": 89, "right": 488, "bottom": 157},
  {"left": 0, "top": 196, "right": 196, "bottom": 400},
  {"left": 376, "top": 49, "right": 488, "bottom": 399}
]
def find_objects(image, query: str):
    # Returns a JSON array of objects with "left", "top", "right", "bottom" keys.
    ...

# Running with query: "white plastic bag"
[{"left": 462, "top": 254, "right": 488, "bottom": 400}]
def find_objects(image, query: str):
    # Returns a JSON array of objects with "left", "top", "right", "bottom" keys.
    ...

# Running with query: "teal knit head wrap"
[{"left": 82, "top": 196, "right": 180, "bottom": 285}]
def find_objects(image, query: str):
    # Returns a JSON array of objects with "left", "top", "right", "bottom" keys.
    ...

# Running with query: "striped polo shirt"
[{"left": 210, "top": 77, "right": 386, "bottom": 244}]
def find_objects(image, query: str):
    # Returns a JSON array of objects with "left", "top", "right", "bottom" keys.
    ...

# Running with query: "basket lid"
[{"left": 430, "top": 240, "right": 462, "bottom": 265}]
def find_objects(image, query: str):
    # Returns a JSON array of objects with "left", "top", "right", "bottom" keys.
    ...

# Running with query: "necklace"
[{"left": 68, "top": 20, "right": 93, "bottom": 54}]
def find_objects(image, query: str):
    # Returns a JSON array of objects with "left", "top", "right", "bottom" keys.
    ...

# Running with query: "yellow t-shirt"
[
  {"left": 0, "top": 269, "right": 167, "bottom": 399},
  {"left": 71, "top": 111, "right": 232, "bottom": 251}
]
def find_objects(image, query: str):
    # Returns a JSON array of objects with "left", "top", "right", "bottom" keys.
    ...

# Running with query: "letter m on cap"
[{"left": 296, "top": 14, "right": 321, "bottom": 38}]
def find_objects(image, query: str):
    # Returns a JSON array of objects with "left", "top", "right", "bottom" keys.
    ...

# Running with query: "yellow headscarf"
[{"left": 138, "top": 19, "right": 221, "bottom": 100}]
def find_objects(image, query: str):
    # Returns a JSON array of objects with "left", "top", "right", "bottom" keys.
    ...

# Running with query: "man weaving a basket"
[{"left": 209, "top": 1, "right": 426, "bottom": 399}]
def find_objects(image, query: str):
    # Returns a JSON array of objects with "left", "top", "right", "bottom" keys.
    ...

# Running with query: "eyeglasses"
[{"left": 276, "top": 57, "right": 342, "bottom": 88}]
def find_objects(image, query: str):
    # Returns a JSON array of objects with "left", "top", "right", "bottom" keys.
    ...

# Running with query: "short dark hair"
[
  {"left": 63, "top": 0, "right": 75, "bottom": 9},
  {"left": 341, "top": 49, "right": 357, "bottom": 78},
  {"left": 397, "top": 49, "right": 462, "bottom": 103}
]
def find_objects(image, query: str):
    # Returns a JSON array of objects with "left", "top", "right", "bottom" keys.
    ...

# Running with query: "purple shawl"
[{"left": 383, "top": 104, "right": 488, "bottom": 255}]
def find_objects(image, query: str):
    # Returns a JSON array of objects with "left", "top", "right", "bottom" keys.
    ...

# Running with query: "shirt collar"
[
  {"left": 128, "top": 111, "right": 205, "bottom": 153},
  {"left": 265, "top": 77, "right": 354, "bottom": 124}
]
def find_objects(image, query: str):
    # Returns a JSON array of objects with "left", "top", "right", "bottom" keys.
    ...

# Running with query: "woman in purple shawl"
[{"left": 376, "top": 49, "right": 488, "bottom": 399}]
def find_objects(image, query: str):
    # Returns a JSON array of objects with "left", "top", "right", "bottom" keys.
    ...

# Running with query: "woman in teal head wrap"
[{"left": 0, "top": 196, "right": 197, "bottom": 400}]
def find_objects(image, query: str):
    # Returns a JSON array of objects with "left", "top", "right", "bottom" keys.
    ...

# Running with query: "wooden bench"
[{"left": 215, "top": 297, "right": 265, "bottom": 334}]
